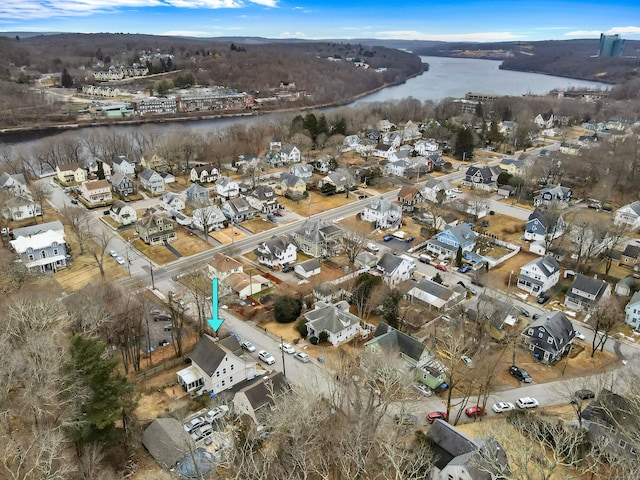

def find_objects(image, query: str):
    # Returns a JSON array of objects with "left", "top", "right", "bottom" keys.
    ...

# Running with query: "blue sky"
[{"left": 1, "top": 0, "right": 639, "bottom": 42}]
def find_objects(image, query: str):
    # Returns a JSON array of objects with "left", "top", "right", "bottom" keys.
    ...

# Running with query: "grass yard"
[
  {"left": 55, "top": 244, "right": 128, "bottom": 292},
  {"left": 482, "top": 213, "right": 527, "bottom": 245},
  {"left": 210, "top": 225, "right": 248, "bottom": 245}
]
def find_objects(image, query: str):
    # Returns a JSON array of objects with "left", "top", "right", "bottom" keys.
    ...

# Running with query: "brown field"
[
  {"left": 242, "top": 217, "right": 279, "bottom": 234},
  {"left": 210, "top": 225, "right": 248, "bottom": 245},
  {"left": 120, "top": 226, "right": 212, "bottom": 265},
  {"left": 482, "top": 213, "right": 528, "bottom": 245},
  {"left": 280, "top": 191, "right": 354, "bottom": 217},
  {"left": 55, "top": 244, "right": 128, "bottom": 292}
]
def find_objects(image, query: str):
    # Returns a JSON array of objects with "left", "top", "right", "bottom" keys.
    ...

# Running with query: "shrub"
[
  {"left": 296, "top": 320, "right": 308, "bottom": 338},
  {"left": 273, "top": 295, "right": 302, "bottom": 324},
  {"left": 309, "top": 336, "right": 318, "bottom": 345},
  {"left": 319, "top": 331, "right": 329, "bottom": 343}
]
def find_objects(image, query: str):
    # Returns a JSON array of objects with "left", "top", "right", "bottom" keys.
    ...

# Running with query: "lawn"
[
  {"left": 481, "top": 213, "right": 527, "bottom": 245},
  {"left": 210, "top": 225, "right": 248, "bottom": 245},
  {"left": 120, "top": 226, "right": 212, "bottom": 265},
  {"left": 242, "top": 217, "right": 279, "bottom": 234},
  {"left": 280, "top": 191, "right": 354, "bottom": 217}
]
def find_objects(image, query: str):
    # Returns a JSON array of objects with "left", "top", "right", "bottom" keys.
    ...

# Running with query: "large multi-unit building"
[{"left": 598, "top": 34, "right": 625, "bottom": 57}]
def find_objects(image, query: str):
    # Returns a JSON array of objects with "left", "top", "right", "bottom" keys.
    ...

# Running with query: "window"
[
  {"left": 619, "top": 439, "right": 627, "bottom": 449},
  {"left": 230, "top": 364, "right": 234, "bottom": 371},
  {"left": 28, "top": 254, "right": 34, "bottom": 261},
  {"left": 223, "top": 368, "right": 226, "bottom": 375},
  {"left": 538, "top": 332, "right": 543, "bottom": 338},
  {"left": 528, "top": 329, "right": 534, "bottom": 335},
  {"left": 547, "top": 337, "right": 553, "bottom": 344},
  {"left": 221, "top": 380, "right": 225, "bottom": 387},
  {"left": 229, "top": 376, "right": 233, "bottom": 383},
  {"left": 53, "top": 249, "right": 59, "bottom": 255},
  {"left": 216, "top": 371, "right": 220, "bottom": 377}
]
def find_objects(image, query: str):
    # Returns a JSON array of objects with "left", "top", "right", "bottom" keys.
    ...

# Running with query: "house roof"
[
  {"left": 581, "top": 389, "right": 640, "bottom": 433},
  {"left": 441, "top": 223, "right": 478, "bottom": 245},
  {"left": 525, "top": 311, "right": 574, "bottom": 348},
  {"left": 137, "top": 210, "right": 175, "bottom": 229},
  {"left": 377, "top": 252, "right": 404, "bottom": 274},
  {"left": 405, "top": 278, "right": 459, "bottom": 303},
  {"left": 304, "top": 301, "right": 361, "bottom": 334},
  {"left": 185, "top": 183, "right": 209, "bottom": 195},
  {"left": 110, "top": 172, "right": 132, "bottom": 186},
  {"left": 226, "top": 272, "right": 262, "bottom": 292},
  {"left": 521, "top": 255, "right": 561, "bottom": 277},
  {"left": 627, "top": 291, "right": 640, "bottom": 308},
  {"left": 10, "top": 229, "right": 66, "bottom": 253},
  {"left": 209, "top": 252, "right": 243, "bottom": 273},
  {"left": 622, "top": 244, "right": 640, "bottom": 258},
  {"left": 57, "top": 162, "right": 81, "bottom": 172},
  {"left": 249, "top": 185, "right": 275, "bottom": 201},
  {"left": 84, "top": 179, "right": 110, "bottom": 191},
  {"left": 112, "top": 155, "right": 133, "bottom": 165},
  {"left": 235, "top": 371, "right": 289, "bottom": 412},
  {"left": 190, "top": 334, "right": 242, "bottom": 377},
  {"left": 427, "top": 419, "right": 477, "bottom": 470},
  {"left": 367, "top": 322, "right": 426, "bottom": 362},
  {"left": 314, "top": 281, "right": 339, "bottom": 296},
  {"left": 0, "top": 172, "right": 26, "bottom": 187},
  {"left": 297, "top": 258, "right": 321, "bottom": 272},
  {"left": 139, "top": 168, "right": 160, "bottom": 181},
  {"left": 294, "top": 219, "right": 342, "bottom": 243},
  {"left": 110, "top": 200, "right": 130, "bottom": 214},
  {"left": 13, "top": 220, "right": 64, "bottom": 238},
  {"left": 254, "top": 235, "right": 295, "bottom": 260},
  {"left": 620, "top": 200, "right": 640, "bottom": 216},
  {"left": 366, "top": 198, "right": 401, "bottom": 214},
  {"left": 142, "top": 418, "right": 193, "bottom": 469},
  {"left": 527, "top": 208, "right": 560, "bottom": 230},
  {"left": 160, "top": 191, "right": 181, "bottom": 203},
  {"left": 398, "top": 185, "right": 420, "bottom": 200},
  {"left": 467, "top": 294, "right": 517, "bottom": 331},
  {"left": 278, "top": 172, "right": 303, "bottom": 187},
  {"left": 216, "top": 176, "right": 237, "bottom": 187},
  {"left": 192, "top": 163, "right": 218, "bottom": 174},
  {"left": 571, "top": 274, "right": 609, "bottom": 297}
]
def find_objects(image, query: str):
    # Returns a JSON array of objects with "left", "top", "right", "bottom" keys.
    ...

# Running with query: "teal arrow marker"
[{"left": 206, "top": 277, "right": 224, "bottom": 332}]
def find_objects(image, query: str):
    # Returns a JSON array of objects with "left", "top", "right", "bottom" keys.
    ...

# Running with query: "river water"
[{"left": 1, "top": 56, "right": 611, "bottom": 147}]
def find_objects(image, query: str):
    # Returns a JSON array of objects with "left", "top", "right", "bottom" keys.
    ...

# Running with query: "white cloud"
[
  {"left": 163, "top": 30, "right": 211, "bottom": 36},
  {"left": 377, "top": 30, "right": 524, "bottom": 42},
  {"left": 277, "top": 31, "right": 307, "bottom": 38},
  {"left": 565, "top": 26, "right": 640, "bottom": 38},
  {"left": 0, "top": 0, "right": 278, "bottom": 20}
]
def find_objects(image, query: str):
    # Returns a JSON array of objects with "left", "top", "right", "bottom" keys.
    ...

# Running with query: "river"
[{"left": 1, "top": 56, "right": 611, "bottom": 148}]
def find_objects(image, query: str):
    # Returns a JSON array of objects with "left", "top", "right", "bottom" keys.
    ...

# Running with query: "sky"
[{"left": 1, "top": 0, "right": 640, "bottom": 42}]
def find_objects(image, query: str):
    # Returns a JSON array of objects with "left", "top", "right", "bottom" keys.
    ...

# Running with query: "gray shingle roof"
[
  {"left": 368, "top": 322, "right": 426, "bottom": 362},
  {"left": 142, "top": 418, "right": 193, "bottom": 468}
]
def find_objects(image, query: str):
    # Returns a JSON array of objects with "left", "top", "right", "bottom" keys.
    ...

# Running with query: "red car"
[
  {"left": 435, "top": 264, "right": 447, "bottom": 272},
  {"left": 465, "top": 406, "right": 488, "bottom": 418},
  {"left": 427, "top": 411, "right": 448, "bottom": 424}
]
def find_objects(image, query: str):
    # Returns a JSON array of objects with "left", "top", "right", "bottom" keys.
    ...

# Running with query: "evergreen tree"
[
  {"left": 455, "top": 247, "right": 463, "bottom": 268},
  {"left": 382, "top": 289, "right": 402, "bottom": 329},
  {"left": 274, "top": 295, "right": 302, "bottom": 324},
  {"left": 61, "top": 68, "right": 74, "bottom": 88},
  {"left": 454, "top": 126, "right": 474, "bottom": 161},
  {"left": 65, "top": 335, "right": 128, "bottom": 445}
]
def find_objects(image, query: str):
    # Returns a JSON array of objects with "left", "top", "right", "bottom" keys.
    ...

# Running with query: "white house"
[
  {"left": 190, "top": 164, "right": 219, "bottom": 184},
  {"left": 303, "top": 300, "right": 362, "bottom": 346},
  {"left": 414, "top": 139, "right": 439, "bottom": 156},
  {"left": 294, "top": 258, "right": 321, "bottom": 279},
  {"left": 625, "top": 292, "right": 640, "bottom": 330},
  {"left": 404, "top": 278, "right": 466, "bottom": 311},
  {"left": 1, "top": 195, "right": 41, "bottom": 221},
  {"left": 139, "top": 168, "right": 165, "bottom": 195},
  {"left": 0, "top": 172, "right": 29, "bottom": 197},
  {"left": 225, "top": 272, "right": 270, "bottom": 299},
  {"left": 56, "top": 163, "right": 87, "bottom": 184},
  {"left": 159, "top": 191, "right": 185, "bottom": 212},
  {"left": 517, "top": 255, "right": 561, "bottom": 296},
  {"left": 281, "top": 144, "right": 301, "bottom": 164},
  {"left": 10, "top": 221, "right": 67, "bottom": 273},
  {"left": 192, "top": 205, "right": 226, "bottom": 232},
  {"left": 109, "top": 200, "right": 137, "bottom": 226},
  {"left": 564, "top": 274, "right": 611, "bottom": 311},
  {"left": 361, "top": 198, "right": 402, "bottom": 230},
  {"left": 207, "top": 253, "right": 243, "bottom": 281},
  {"left": 80, "top": 180, "right": 112, "bottom": 206},
  {"left": 254, "top": 236, "right": 297, "bottom": 268},
  {"left": 376, "top": 253, "right": 416, "bottom": 287},
  {"left": 216, "top": 176, "right": 240, "bottom": 199},
  {"left": 421, "top": 177, "right": 451, "bottom": 203},
  {"left": 176, "top": 335, "right": 257, "bottom": 394},
  {"left": 111, "top": 155, "right": 136, "bottom": 176},
  {"left": 614, "top": 201, "right": 640, "bottom": 230}
]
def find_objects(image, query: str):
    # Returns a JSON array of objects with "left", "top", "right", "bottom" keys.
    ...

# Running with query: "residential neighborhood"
[{"left": 2, "top": 79, "right": 640, "bottom": 480}]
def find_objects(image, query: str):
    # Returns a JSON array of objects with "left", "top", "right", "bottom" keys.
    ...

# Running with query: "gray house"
[
  {"left": 110, "top": 172, "right": 135, "bottom": 197},
  {"left": 304, "top": 300, "right": 362, "bottom": 346},
  {"left": 292, "top": 219, "right": 343, "bottom": 258},
  {"left": 564, "top": 274, "right": 611, "bottom": 311},
  {"left": 521, "top": 311, "right": 575, "bottom": 364},
  {"left": 185, "top": 183, "right": 209, "bottom": 202}
]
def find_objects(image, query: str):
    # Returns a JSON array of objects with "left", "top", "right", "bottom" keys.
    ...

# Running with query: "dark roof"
[
  {"left": 571, "top": 274, "right": 609, "bottom": 297},
  {"left": 236, "top": 371, "right": 290, "bottom": 411},
  {"left": 142, "top": 418, "right": 192, "bottom": 468},
  {"left": 190, "top": 334, "right": 241, "bottom": 376},
  {"left": 525, "top": 311, "right": 575, "bottom": 351},
  {"left": 622, "top": 244, "right": 640, "bottom": 258},
  {"left": 377, "top": 252, "right": 404, "bottom": 274},
  {"left": 369, "top": 323, "right": 426, "bottom": 362},
  {"left": 427, "top": 419, "right": 477, "bottom": 470}
]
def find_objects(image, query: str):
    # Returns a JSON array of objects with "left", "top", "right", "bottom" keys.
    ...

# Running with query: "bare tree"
[
  {"left": 27, "top": 182, "right": 50, "bottom": 225},
  {"left": 184, "top": 269, "right": 212, "bottom": 338},
  {"left": 342, "top": 229, "right": 369, "bottom": 268},
  {"left": 59, "top": 205, "right": 91, "bottom": 254},
  {"left": 191, "top": 197, "right": 220, "bottom": 244},
  {"left": 86, "top": 228, "right": 114, "bottom": 278},
  {"left": 586, "top": 298, "right": 626, "bottom": 358}
]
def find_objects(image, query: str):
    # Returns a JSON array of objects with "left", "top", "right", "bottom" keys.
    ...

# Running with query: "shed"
[
  {"left": 295, "top": 258, "right": 321, "bottom": 279},
  {"left": 142, "top": 418, "right": 193, "bottom": 469}
]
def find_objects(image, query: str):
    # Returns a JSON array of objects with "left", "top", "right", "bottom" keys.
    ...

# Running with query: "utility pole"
[
  {"left": 150, "top": 260, "right": 155, "bottom": 290},
  {"left": 280, "top": 336, "right": 286, "bottom": 378}
]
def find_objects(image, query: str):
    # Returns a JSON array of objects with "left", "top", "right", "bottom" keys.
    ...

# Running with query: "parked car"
[
  {"left": 272, "top": 210, "right": 283, "bottom": 217},
  {"left": 183, "top": 416, "right": 206, "bottom": 433},
  {"left": 450, "top": 188, "right": 463, "bottom": 194},
  {"left": 178, "top": 299, "right": 189, "bottom": 310},
  {"left": 366, "top": 242, "right": 380, "bottom": 252},
  {"left": 258, "top": 350, "right": 276, "bottom": 365},
  {"left": 465, "top": 406, "right": 487, "bottom": 418},
  {"left": 537, "top": 296, "right": 549, "bottom": 304},
  {"left": 516, "top": 397, "right": 539, "bottom": 409},
  {"left": 281, "top": 265, "right": 294, "bottom": 273},
  {"left": 115, "top": 256, "right": 126, "bottom": 265},
  {"left": 492, "top": 402, "right": 515, "bottom": 413},
  {"left": 426, "top": 411, "right": 447, "bottom": 424},
  {"left": 158, "top": 339, "right": 170, "bottom": 347},
  {"left": 517, "top": 307, "right": 531, "bottom": 317},
  {"left": 151, "top": 310, "right": 171, "bottom": 321},
  {"left": 405, "top": 236, "right": 415, "bottom": 242},
  {"left": 241, "top": 341, "right": 256, "bottom": 352},
  {"left": 394, "top": 414, "right": 418, "bottom": 426},
  {"left": 279, "top": 342, "right": 295, "bottom": 354},
  {"left": 435, "top": 264, "right": 447, "bottom": 272},
  {"left": 509, "top": 365, "right": 532, "bottom": 383},
  {"left": 418, "top": 254, "right": 432, "bottom": 264},
  {"left": 459, "top": 265, "right": 472, "bottom": 273},
  {"left": 383, "top": 235, "right": 394, "bottom": 242},
  {"left": 574, "top": 389, "right": 595, "bottom": 400},
  {"left": 190, "top": 424, "right": 213, "bottom": 442},
  {"left": 108, "top": 250, "right": 118, "bottom": 257},
  {"left": 574, "top": 331, "right": 586, "bottom": 340},
  {"left": 461, "top": 355, "right": 474, "bottom": 368},
  {"left": 205, "top": 405, "right": 229, "bottom": 423},
  {"left": 70, "top": 199, "right": 79, "bottom": 205},
  {"left": 294, "top": 352, "right": 311, "bottom": 363},
  {"left": 588, "top": 203, "right": 602, "bottom": 210},
  {"left": 413, "top": 384, "right": 433, "bottom": 397},
  {"left": 471, "top": 279, "right": 485, "bottom": 288},
  {"left": 533, "top": 313, "right": 541, "bottom": 320}
]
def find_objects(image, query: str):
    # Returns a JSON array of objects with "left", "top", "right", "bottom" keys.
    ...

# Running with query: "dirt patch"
[
  {"left": 242, "top": 217, "right": 279, "bottom": 234},
  {"left": 482, "top": 213, "right": 527, "bottom": 245},
  {"left": 280, "top": 191, "right": 354, "bottom": 217},
  {"left": 480, "top": 250, "right": 539, "bottom": 291},
  {"left": 210, "top": 225, "right": 248, "bottom": 245}
]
